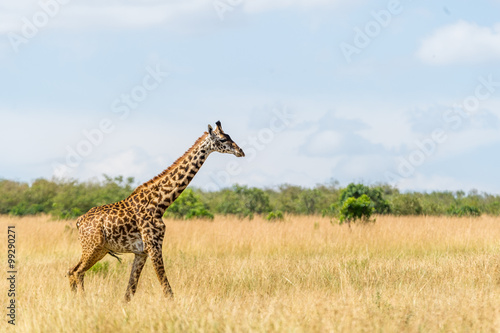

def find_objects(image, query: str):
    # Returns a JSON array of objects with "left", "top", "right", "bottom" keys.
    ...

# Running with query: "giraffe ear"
[
  {"left": 208, "top": 124, "right": 213, "bottom": 135},
  {"left": 216, "top": 121, "right": 222, "bottom": 131}
]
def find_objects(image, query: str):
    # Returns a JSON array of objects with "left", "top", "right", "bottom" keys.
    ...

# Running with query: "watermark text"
[{"left": 7, "top": 226, "right": 16, "bottom": 325}]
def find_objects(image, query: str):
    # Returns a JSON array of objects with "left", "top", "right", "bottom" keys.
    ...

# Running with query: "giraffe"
[{"left": 68, "top": 121, "right": 245, "bottom": 301}]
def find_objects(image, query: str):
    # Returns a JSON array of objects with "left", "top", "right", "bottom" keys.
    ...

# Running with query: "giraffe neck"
[{"left": 128, "top": 132, "right": 212, "bottom": 218}]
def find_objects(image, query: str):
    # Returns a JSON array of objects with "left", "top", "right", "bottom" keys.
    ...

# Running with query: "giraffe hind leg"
[
  {"left": 68, "top": 261, "right": 82, "bottom": 292},
  {"left": 69, "top": 247, "right": 108, "bottom": 293}
]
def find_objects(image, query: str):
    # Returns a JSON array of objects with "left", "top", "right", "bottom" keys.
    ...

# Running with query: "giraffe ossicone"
[{"left": 68, "top": 121, "right": 245, "bottom": 301}]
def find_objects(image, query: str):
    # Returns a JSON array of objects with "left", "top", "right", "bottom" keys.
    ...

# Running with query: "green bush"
[
  {"left": 88, "top": 261, "right": 110, "bottom": 275},
  {"left": 0, "top": 176, "right": 498, "bottom": 219},
  {"left": 165, "top": 188, "right": 214, "bottom": 220},
  {"left": 0, "top": 180, "right": 29, "bottom": 215},
  {"left": 271, "top": 184, "right": 302, "bottom": 214},
  {"left": 50, "top": 176, "right": 135, "bottom": 219},
  {"left": 266, "top": 210, "right": 284, "bottom": 221},
  {"left": 419, "top": 191, "right": 455, "bottom": 216},
  {"left": 322, "top": 203, "right": 338, "bottom": 218},
  {"left": 391, "top": 194, "right": 423, "bottom": 216},
  {"left": 447, "top": 204, "right": 481, "bottom": 217},
  {"left": 268, "top": 183, "right": 340, "bottom": 215},
  {"left": 339, "top": 183, "right": 390, "bottom": 214},
  {"left": 215, "top": 185, "right": 271, "bottom": 219},
  {"left": 484, "top": 200, "right": 500, "bottom": 215},
  {"left": 339, "top": 194, "right": 375, "bottom": 225}
]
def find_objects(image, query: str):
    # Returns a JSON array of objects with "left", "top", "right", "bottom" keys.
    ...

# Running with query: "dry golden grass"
[{"left": 1, "top": 214, "right": 500, "bottom": 332}]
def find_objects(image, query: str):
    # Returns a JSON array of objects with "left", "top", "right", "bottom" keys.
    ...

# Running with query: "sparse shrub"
[
  {"left": 339, "top": 194, "right": 375, "bottom": 225},
  {"left": 266, "top": 210, "right": 284, "bottom": 221},
  {"left": 88, "top": 261, "right": 110, "bottom": 275},
  {"left": 64, "top": 224, "right": 76, "bottom": 235}
]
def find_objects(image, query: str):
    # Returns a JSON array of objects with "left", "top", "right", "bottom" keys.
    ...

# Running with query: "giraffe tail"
[
  {"left": 108, "top": 251, "right": 122, "bottom": 263},
  {"left": 75, "top": 216, "right": 83, "bottom": 229}
]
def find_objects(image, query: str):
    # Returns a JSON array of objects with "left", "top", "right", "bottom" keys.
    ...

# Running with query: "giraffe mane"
[{"left": 128, "top": 132, "right": 209, "bottom": 197}]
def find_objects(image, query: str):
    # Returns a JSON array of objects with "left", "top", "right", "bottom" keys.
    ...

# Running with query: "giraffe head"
[{"left": 207, "top": 121, "right": 245, "bottom": 157}]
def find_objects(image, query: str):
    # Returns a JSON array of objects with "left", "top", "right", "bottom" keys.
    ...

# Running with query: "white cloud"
[
  {"left": 397, "top": 173, "right": 466, "bottom": 192},
  {"left": 61, "top": 1, "right": 213, "bottom": 30},
  {"left": 83, "top": 148, "right": 151, "bottom": 179},
  {"left": 435, "top": 128, "right": 500, "bottom": 160},
  {"left": 417, "top": 20, "right": 500, "bottom": 65},
  {"left": 395, "top": 172, "right": 499, "bottom": 194},
  {"left": 0, "top": 0, "right": 355, "bottom": 34},
  {"left": 0, "top": 0, "right": 212, "bottom": 34},
  {"left": 53, "top": 147, "right": 161, "bottom": 182},
  {"left": 304, "top": 130, "right": 343, "bottom": 156},
  {"left": 333, "top": 154, "right": 394, "bottom": 184},
  {"left": 243, "top": 0, "right": 352, "bottom": 13}
]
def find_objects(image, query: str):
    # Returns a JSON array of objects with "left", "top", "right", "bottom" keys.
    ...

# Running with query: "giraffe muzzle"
[{"left": 235, "top": 148, "right": 245, "bottom": 157}]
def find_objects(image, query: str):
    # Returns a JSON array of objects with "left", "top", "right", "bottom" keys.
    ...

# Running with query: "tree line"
[{"left": 0, "top": 176, "right": 499, "bottom": 220}]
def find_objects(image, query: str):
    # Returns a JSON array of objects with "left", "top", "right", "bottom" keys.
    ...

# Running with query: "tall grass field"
[{"left": 1, "top": 215, "right": 500, "bottom": 332}]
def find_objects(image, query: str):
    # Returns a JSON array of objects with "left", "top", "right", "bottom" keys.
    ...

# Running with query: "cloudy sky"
[{"left": 1, "top": 0, "right": 500, "bottom": 194}]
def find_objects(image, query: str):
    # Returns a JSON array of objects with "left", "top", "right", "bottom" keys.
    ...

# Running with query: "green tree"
[
  {"left": 338, "top": 183, "right": 390, "bottom": 214},
  {"left": 300, "top": 188, "right": 322, "bottom": 215},
  {"left": 447, "top": 204, "right": 481, "bottom": 217},
  {"left": 22, "top": 178, "right": 58, "bottom": 215},
  {"left": 165, "top": 188, "right": 214, "bottom": 220},
  {"left": 420, "top": 191, "right": 455, "bottom": 215},
  {"left": 269, "top": 182, "right": 340, "bottom": 215},
  {"left": 483, "top": 194, "right": 500, "bottom": 215},
  {"left": 0, "top": 180, "right": 28, "bottom": 215},
  {"left": 50, "top": 176, "right": 136, "bottom": 219},
  {"left": 93, "top": 175, "right": 135, "bottom": 206},
  {"left": 50, "top": 180, "right": 94, "bottom": 219},
  {"left": 339, "top": 194, "right": 374, "bottom": 225},
  {"left": 216, "top": 185, "right": 271, "bottom": 219},
  {"left": 272, "top": 184, "right": 303, "bottom": 214},
  {"left": 391, "top": 193, "right": 423, "bottom": 216}
]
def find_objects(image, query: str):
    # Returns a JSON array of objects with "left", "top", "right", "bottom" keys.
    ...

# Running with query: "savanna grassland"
[{"left": 2, "top": 215, "right": 500, "bottom": 332}]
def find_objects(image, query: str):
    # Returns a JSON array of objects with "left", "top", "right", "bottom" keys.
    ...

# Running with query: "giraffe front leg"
[
  {"left": 141, "top": 220, "right": 174, "bottom": 298},
  {"left": 124, "top": 253, "right": 148, "bottom": 302},
  {"left": 148, "top": 247, "right": 174, "bottom": 298},
  {"left": 143, "top": 233, "right": 173, "bottom": 298}
]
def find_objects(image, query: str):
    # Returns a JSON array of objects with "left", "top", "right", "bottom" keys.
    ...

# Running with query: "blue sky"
[{"left": 1, "top": 0, "right": 500, "bottom": 194}]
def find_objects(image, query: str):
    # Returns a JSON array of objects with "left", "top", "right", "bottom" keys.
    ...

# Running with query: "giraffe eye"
[{"left": 220, "top": 138, "right": 227, "bottom": 143}]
